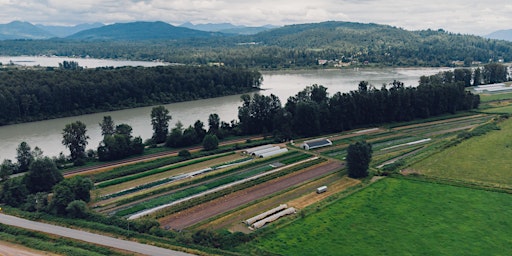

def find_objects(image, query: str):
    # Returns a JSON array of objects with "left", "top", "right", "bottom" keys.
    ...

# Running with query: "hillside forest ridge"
[{"left": 1, "top": 21, "right": 512, "bottom": 69}]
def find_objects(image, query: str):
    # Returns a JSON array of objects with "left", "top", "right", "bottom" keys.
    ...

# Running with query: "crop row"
[
  {"left": 101, "top": 151, "right": 304, "bottom": 210},
  {"left": 152, "top": 158, "right": 328, "bottom": 219},
  {"left": 96, "top": 152, "right": 234, "bottom": 188},
  {"left": 116, "top": 164, "right": 276, "bottom": 217}
]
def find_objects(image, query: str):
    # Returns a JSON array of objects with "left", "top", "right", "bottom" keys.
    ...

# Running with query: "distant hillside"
[
  {"left": 2, "top": 20, "right": 512, "bottom": 68},
  {"left": 486, "top": 29, "right": 512, "bottom": 41},
  {"left": 67, "top": 21, "right": 223, "bottom": 40},
  {"left": 37, "top": 23, "right": 104, "bottom": 38},
  {"left": 179, "top": 22, "right": 275, "bottom": 35},
  {"left": 0, "top": 21, "right": 55, "bottom": 40}
]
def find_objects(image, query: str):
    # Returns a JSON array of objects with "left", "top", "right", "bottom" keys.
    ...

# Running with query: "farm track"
[{"left": 159, "top": 160, "right": 344, "bottom": 230}]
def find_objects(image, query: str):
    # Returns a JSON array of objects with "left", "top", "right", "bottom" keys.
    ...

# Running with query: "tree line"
[
  {"left": 237, "top": 70, "right": 481, "bottom": 139},
  {"left": 0, "top": 65, "right": 262, "bottom": 125}
]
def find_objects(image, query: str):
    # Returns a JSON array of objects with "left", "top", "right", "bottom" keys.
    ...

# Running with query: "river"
[{"left": 0, "top": 63, "right": 450, "bottom": 160}]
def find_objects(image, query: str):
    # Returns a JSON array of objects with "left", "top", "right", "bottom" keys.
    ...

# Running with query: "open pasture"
[
  {"left": 412, "top": 117, "right": 512, "bottom": 186},
  {"left": 240, "top": 178, "right": 512, "bottom": 256}
]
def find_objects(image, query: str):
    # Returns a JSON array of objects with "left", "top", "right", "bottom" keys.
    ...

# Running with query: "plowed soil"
[{"left": 159, "top": 160, "right": 344, "bottom": 230}]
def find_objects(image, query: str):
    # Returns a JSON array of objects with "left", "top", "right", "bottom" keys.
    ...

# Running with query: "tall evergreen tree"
[
  {"left": 151, "top": 106, "right": 171, "bottom": 144},
  {"left": 16, "top": 141, "right": 33, "bottom": 173}
]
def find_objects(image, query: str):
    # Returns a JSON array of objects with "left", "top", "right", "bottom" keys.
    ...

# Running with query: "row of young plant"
[
  {"left": 114, "top": 152, "right": 314, "bottom": 215},
  {"left": 116, "top": 164, "right": 277, "bottom": 217},
  {"left": 152, "top": 157, "right": 328, "bottom": 219},
  {"left": 96, "top": 152, "right": 235, "bottom": 189},
  {"left": 101, "top": 151, "right": 308, "bottom": 209}
]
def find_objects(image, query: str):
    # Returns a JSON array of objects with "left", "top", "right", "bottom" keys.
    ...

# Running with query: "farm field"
[
  {"left": 158, "top": 160, "right": 342, "bottom": 230},
  {"left": 238, "top": 178, "right": 512, "bottom": 256},
  {"left": 193, "top": 173, "right": 360, "bottom": 232},
  {"left": 411, "top": 116, "right": 512, "bottom": 186},
  {"left": 298, "top": 114, "right": 493, "bottom": 169}
]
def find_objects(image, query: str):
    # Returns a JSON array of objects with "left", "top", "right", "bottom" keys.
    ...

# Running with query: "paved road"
[{"left": 0, "top": 213, "right": 194, "bottom": 256}]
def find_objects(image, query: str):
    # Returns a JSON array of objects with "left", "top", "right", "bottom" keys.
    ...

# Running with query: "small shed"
[{"left": 301, "top": 138, "right": 332, "bottom": 150}]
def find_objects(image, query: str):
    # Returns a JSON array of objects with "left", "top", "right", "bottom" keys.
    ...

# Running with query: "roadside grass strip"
[
  {"left": 126, "top": 156, "right": 321, "bottom": 219},
  {"left": 0, "top": 223, "right": 128, "bottom": 256}
]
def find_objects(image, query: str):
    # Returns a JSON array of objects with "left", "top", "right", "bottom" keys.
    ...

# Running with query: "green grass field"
[
  {"left": 241, "top": 178, "right": 512, "bottom": 256},
  {"left": 411, "top": 117, "right": 512, "bottom": 186},
  {"left": 479, "top": 91, "right": 512, "bottom": 102}
]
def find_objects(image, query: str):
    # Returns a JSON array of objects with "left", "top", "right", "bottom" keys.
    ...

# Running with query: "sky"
[{"left": 0, "top": 0, "right": 511, "bottom": 35}]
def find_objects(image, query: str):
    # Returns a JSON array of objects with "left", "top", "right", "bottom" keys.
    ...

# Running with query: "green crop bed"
[{"left": 240, "top": 178, "right": 512, "bottom": 256}]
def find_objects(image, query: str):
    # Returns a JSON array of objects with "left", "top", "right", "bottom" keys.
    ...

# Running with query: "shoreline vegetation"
[{"left": 0, "top": 65, "right": 262, "bottom": 126}]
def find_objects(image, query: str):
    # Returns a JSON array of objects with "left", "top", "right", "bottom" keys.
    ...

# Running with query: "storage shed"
[{"left": 301, "top": 138, "right": 332, "bottom": 150}]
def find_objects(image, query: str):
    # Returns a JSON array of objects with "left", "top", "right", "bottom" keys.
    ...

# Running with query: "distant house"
[
  {"left": 318, "top": 59, "right": 328, "bottom": 65},
  {"left": 301, "top": 138, "right": 332, "bottom": 150}
]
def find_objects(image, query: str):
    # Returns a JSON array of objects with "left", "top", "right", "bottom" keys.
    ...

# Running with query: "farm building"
[
  {"left": 259, "top": 148, "right": 288, "bottom": 158},
  {"left": 243, "top": 144, "right": 274, "bottom": 155},
  {"left": 252, "top": 146, "right": 281, "bottom": 156},
  {"left": 301, "top": 138, "right": 332, "bottom": 150}
]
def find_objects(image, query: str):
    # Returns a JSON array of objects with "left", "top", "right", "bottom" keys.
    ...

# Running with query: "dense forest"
[
  {"left": 1, "top": 22, "right": 512, "bottom": 68},
  {"left": 0, "top": 65, "right": 262, "bottom": 125}
]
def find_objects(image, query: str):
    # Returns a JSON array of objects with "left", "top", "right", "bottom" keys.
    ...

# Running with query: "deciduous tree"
[
  {"left": 62, "top": 121, "right": 89, "bottom": 162},
  {"left": 346, "top": 141, "right": 372, "bottom": 178}
]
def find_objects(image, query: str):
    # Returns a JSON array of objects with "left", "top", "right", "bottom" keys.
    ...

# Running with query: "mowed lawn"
[
  {"left": 412, "top": 117, "right": 512, "bottom": 186},
  {"left": 242, "top": 178, "right": 512, "bottom": 256}
]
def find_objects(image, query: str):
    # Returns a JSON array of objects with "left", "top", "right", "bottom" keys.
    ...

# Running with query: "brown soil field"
[{"left": 159, "top": 160, "right": 344, "bottom": 230}]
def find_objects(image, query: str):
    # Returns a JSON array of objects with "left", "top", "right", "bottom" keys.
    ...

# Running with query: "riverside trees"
[{"left": 0, "top": 66, "right": 262, "bottom": 126}]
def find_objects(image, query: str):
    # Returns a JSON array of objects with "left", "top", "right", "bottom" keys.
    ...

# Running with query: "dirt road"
[{"left": 160, "top": 160, "right": 344, "bottom": 230}]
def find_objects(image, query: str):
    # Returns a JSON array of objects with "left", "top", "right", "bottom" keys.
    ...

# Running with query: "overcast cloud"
[{"left": 0, "top": 0, "right": 511, "bottom": 35}]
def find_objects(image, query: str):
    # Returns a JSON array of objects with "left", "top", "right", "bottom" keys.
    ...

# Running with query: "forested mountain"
[
  {"left": 486, "top": 29, "right": 512, "bottom": 41},
  {"left": 67, "top": 21, "right": 223, "bottom": 40},
  {"left": 0, "top": 21, "right": 55, "bottom": 40},
  {"left": 1, "top": 21, "right": 512, "bottom": 68},
  {"left": 179, "top": 22, "right": 276, "bottom": 35},
  {"left": 37, "top": 23, "right": 104, "bottom": 38}
]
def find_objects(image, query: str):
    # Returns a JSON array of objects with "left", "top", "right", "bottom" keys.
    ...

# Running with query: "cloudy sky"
[{"left": 1, "top": 0, "right": 511, "bottom": 35}]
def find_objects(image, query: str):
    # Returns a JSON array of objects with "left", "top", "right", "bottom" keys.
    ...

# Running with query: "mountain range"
[
  {"left": 486, "top": 29, "right": 512, "bottom": 41},
  {"left": 0, "top": 20, "right": 276, "bottom": 40},
  {"left": 2, "top": 20, "right": 512, "bottom": 42}
]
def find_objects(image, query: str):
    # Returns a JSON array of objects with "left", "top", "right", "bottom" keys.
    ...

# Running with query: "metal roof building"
[{"left": 301, "top": 138, "right": 333, "bottom": 150}]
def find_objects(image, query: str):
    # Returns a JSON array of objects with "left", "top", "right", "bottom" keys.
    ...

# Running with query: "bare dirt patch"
[
  {"left": 159, "top": 161, "right": 344, "bottom": 230},
  {"left": 0, "top": 241, "right": 58, "bottom": 256}
]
